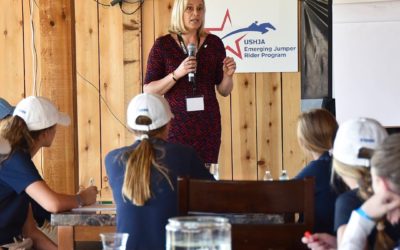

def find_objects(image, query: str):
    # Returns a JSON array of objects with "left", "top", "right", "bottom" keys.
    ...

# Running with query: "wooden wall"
[{"left": 0, "top": 0, "right": 306, "bottom": 199}]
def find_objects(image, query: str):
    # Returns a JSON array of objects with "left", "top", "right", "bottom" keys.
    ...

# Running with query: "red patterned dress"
[{"left": 144, "top": 34, "right": 225, "bottom": 163}]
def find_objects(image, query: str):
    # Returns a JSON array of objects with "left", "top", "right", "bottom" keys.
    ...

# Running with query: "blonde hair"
[
  {"left": 122, "top": 116, "right": 173, "bottom": 206},
  {"left": 332, "top": 158, "right": 373, "bottom": 200},
  {"left": 297, "top": 109, "right": 338, "bottom": 156},
  {"left": 168, "top": 0, "right": 207, "bottom": 36}
]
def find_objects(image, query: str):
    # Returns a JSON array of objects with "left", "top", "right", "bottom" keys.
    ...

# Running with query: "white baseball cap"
[
  {"left": 333, "top": 117, "right": 388, "bottom": 167},
  {"left": 0, "top": 136, "right": 11, "bottom": 154},
  {"left": 127, "top": 93, "right": 173, "bottom": 131},
  {"left": 13, "top": 96, "right": 71, "bottom": 131}
]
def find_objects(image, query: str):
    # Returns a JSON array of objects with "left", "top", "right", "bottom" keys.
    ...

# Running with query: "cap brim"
[
  {"left": 0, "top": 106, "right": 14, "bottom": 119},
  {"left": 58, "top": 112, "right": 71, "bottom": 126}
]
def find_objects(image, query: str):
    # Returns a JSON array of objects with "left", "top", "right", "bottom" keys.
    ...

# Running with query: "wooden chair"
[{"left": 178, "top": 177, "right": 315, "bottom": 250}]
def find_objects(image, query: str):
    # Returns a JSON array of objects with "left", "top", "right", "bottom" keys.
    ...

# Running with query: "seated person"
[
  {"left": 1, "top": 97, "right": 53, "bottom": 236},
  {"left": 0, "top": 96, "right": 97, "bottom": 249},
  {"left": 340, "top": 133, "right": 400, "bottom": 250},
  {"left": 105, "top": 93, "right": 214, "bottom": 250},
  {"left": 294, "top": 109, "right": 338, "bottom": 234}
]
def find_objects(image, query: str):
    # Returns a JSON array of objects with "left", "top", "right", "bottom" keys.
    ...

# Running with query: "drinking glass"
[
  {"left": 262, "top": 170, "right": 273, "bottom": 181},
  {"left": 99, "top": 233, "right": 129, "bottom": 250},
  {"left": 279, "top": 169, "right": 289, "bottom": 180},
  {"left": 205, "top": 163, "right": 220, "bottom": 180},
  {"left": 166, "top": 216, "right": 231, "bottom": 250}
]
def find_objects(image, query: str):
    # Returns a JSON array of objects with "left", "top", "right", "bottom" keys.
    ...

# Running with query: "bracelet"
[
  {"left": 171, "top": 71, "right": 177, "bottom": 82},
  {"left": 76, "top": 194, "right": 84, "bottom": 208},
  {"left": 355, "top": 207, "right": 373, "bottom": 221}
]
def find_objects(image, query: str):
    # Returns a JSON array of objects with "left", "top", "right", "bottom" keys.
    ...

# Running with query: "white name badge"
[{"left": 186, "top": 96, "right": 204, "bottom": 112}]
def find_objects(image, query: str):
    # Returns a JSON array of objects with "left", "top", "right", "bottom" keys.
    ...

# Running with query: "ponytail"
[
  {"left": 332, "top": 158, "right": 373, "bottom": 200},
  {"left": 0, "top": 116, "right": 33, "bottom": 163},
  {"left": 121, "top": 116, "right": 172, "bottom": 206},
  {"left": 373, "top": 221, "right": 395, "bottom": 250}
]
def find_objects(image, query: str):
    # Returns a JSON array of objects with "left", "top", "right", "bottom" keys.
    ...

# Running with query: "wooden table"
[{"left": 51, "top": 205, "right": 116, "bottom": 250}]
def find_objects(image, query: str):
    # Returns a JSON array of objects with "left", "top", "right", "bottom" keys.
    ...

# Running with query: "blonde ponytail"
[
  {"left": 373, "top": 221, "right": 395, "bottom": 250},
  {"left": 122, "top": 116, "right": 173, "bottom": 206}
]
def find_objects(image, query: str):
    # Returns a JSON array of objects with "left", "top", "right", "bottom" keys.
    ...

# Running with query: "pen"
[
  {"left": 97, "top": 201, "right": 113, "bottom": 205},
  {"left": 89, "top": 178, "right": 113, "bottom": 205},
  {"left": 89, "top": 178, "right": 95, "bottom": 186}
]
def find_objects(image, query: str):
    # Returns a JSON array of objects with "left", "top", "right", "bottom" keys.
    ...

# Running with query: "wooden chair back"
[{"left": 178, "top": 177, "right": 315, "bottom": 250}]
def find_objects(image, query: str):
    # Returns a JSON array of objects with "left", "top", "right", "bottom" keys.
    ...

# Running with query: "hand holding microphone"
[
  {"left": 187, "top": 43, "right": 196, "bottom": 83},
  {"left": 173, "top": 43, "right": 197, "bottom": 82}
]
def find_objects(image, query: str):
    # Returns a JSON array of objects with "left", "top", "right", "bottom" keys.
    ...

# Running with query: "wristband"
[
  {"left": 76, "top": 194, "right": 84, "bottom": 208},
  {"left": 171, "top": 71, "right": 177, "bottom": 82},
  {"left": 355, "top": 207, "right": 373, "bottom": 221}
]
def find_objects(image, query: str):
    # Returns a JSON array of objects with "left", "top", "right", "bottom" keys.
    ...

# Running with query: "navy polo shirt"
[
  {"left": 0, "top": 150, "right": 42, "bottom": 244},
  {"left": 105, "top": 138, "right": 214, "bottom": 250}
]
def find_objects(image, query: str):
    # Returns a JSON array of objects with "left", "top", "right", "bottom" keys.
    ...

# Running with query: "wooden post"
[{"left": 38, "top": 0, "right": 77, "bottom": 194}]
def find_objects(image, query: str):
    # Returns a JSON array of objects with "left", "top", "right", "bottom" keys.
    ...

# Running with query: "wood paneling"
[
  {"left": 154, "top": 0, "right": 173, "bottom": 39},
  {"left": 98, "top": 2, "right": 141, "bottom": 200},
  {"left": 232, "top": 74, "right": 258, "bottom": 180},
  {"left": 282, "top": 72, "right": 307, "bottom": 179},
  {"left": 256, "top": 73, "right": 282, "bottom": 180},
  {"left": 23, "top": 0, "right": 43, "bottom": 170},
  {"left": 122, "top": 1, "right": 142, "bottom": 117},
  {"left": 217, "top": 91, "right": 233, "bottom": 180},
  {"left": 23, "top": 0, "right": 42, "bottom": 98},
  {"left": 1, "top": 0, "right": 24, "bottom": 103},
  {"left": 99, "top": 5, "right": 127, "bottom": 199},
  {"left": 75, "top": 0, "right": 101, "bottom": 190},
  {"left": 58, "top": 226, "right": 74, "bottom": 250},
  {"left": 141, "top": 0, "right": 155, "bottom": 73}
]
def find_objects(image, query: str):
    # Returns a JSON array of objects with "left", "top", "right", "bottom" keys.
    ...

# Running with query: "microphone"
[{"left": 187, "top": 43, "right": 196, "bottom": 83}]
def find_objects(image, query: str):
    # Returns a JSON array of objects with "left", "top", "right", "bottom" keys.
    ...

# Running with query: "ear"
[
  {"left": 39, "top": 129, "right": 48, "bottom": 138},
  {"left": 36, "top": 129, "right": 49, "bottom": 143}
]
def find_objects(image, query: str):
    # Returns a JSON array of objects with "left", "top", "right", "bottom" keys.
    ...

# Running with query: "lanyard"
[{"left": 177, "top": 34, "right": 200, "bottom": 55}]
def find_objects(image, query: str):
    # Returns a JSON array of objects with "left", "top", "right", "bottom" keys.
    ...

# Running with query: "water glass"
[
  {"left": 166, "top": 216, "right": 231, "bottom": 250},
  {"left": 99, "top": 233, "right": 129, "bottom": 250},
  {"left": 205, "top": 163, "right": 220, "bottom": 180},
  {"left": 262, "top": 170, "right": 273, "bottom": 181},
  {"left": 279, "top": 169, "right": 289, "bottom": 180}
]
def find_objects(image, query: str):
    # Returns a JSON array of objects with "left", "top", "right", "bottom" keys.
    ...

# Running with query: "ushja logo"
[{"left": 205, "top": 9, "right": 276, "bottom": 59}]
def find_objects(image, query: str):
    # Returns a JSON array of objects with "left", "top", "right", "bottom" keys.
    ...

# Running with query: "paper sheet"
[{"left": 71, "top": 204, "right": 116, "bottom": 212}]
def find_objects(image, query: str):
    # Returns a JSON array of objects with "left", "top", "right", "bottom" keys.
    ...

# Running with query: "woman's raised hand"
[
  {"left": 223, "top": 56, "right": 236, "bottom": 77},
  {"left": 361, "top": 191, "right": 400, "bottom": 223}
]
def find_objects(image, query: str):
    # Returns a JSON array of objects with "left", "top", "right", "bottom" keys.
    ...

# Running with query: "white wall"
[{"left": 333, "top": 0, "right": 400, "bottom": 126}]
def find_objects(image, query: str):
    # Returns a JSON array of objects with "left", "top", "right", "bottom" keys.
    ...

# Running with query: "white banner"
[{"left": 204, "top": 0, "right": 298, "bottom": 73}]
